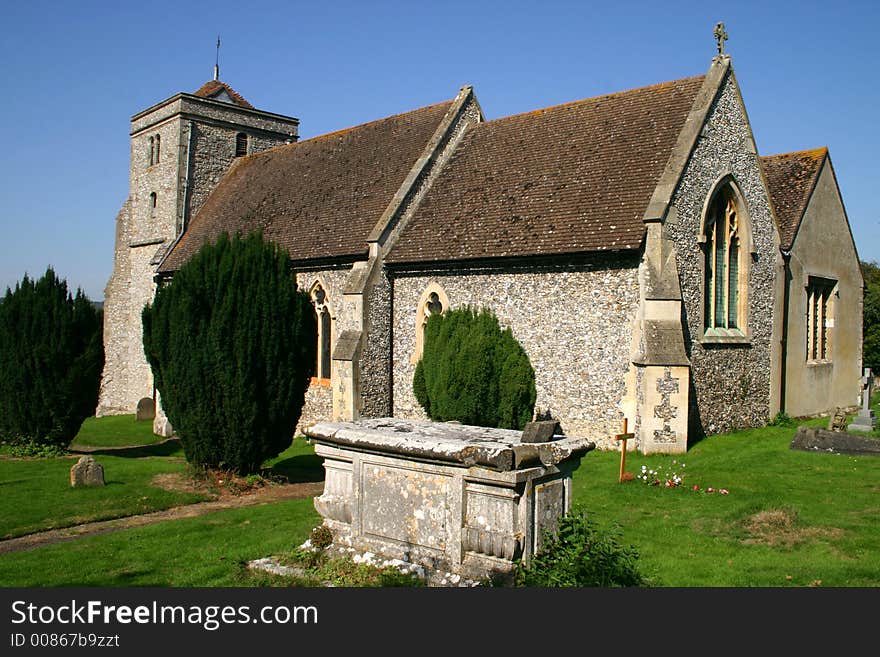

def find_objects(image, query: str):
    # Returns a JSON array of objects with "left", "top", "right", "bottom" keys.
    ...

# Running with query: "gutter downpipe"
[{"left": 780, "top": 250, "right": 792, "bottom": 414}]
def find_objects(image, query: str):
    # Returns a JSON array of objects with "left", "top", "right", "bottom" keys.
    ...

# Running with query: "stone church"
[{"left": 97, "top": 49, "right": 864, "bottom": 453}]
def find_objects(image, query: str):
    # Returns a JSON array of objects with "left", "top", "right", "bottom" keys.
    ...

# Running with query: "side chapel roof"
[
  {"left": 760, "top": 147, "right": 828, "bottom": 250},
  {"left": 385, "top": 75, "right": 706, "bottom": 264},
  {"left": 159, "top": 99, "right": 456, "bottom": 272}
]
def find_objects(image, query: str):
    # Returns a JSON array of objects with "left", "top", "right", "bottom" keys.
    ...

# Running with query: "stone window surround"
[
  {"left": 805, "top": 274, "right": 837, "bottom": 364},
  {"left": 147, "top": 133, "right": 161, "bottom": 167},
  {"left": 411, "top": 282, "right": 450, "bottom": 364},
  {"left": 697, "top": 174, "right": 754, "bottom": 345},
  {"left": 309, "top": 278, "right": 335, "bottom": 385},
  {"left": 235, "top": 132, "right": 248, "bottom": 157}
]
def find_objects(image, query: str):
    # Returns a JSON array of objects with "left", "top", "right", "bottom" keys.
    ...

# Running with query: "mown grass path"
[{"left": 0, "top": 480, "right": 323, "bottom": 556}]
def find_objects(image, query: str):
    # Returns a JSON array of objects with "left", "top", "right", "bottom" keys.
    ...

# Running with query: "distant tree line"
[{"left": 862, "top": 260, "right": 880, "bottom": 372}]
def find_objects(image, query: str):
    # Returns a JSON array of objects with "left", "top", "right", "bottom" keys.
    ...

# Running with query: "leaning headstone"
[
  {"left": 70, "top": 456, "right": 105, "bottom": 487},
  {"left": 136, "top": 397, "right": 155, "bottom": 421},
  {"left": 828, "top": 407, "right": 848, "bottom": 432},
  {"left": 848, "top": 368, "right": 876, "bottom": 433}
]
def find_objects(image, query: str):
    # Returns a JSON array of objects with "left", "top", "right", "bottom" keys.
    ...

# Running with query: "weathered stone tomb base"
[{"left": 304, "top": 418, "right": 594, "bottom": 584}]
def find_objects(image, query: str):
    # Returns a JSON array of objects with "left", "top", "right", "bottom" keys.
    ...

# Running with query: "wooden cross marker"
[{"left": 615, "top": 418, "right": 635, "bottom": 483}]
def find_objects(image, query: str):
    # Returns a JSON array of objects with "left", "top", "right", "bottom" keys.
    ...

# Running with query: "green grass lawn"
[
  {"left": 0, "top": 499, "right": 319, "bottom": 586},
  {"left": 0, "top": 416, "right": 877, "bottom": 587},
  {"left": 0, "top": 442, "right": 208, "bottom": 539},
  {"left": 571, "top": 416, "right": 880, "bottom": 587},
  {"left": 70, "top": 415, "right": 165, "bottom": 448}
]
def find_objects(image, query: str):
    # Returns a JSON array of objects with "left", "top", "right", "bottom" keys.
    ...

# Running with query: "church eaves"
[
  {"left": 159, "top": 98, "right": 457, "bottom": 273},
  {"left": 384, "top": 74, "right": 705, "bottom": 265},
  {"left": 760, "top": 147, "right": 828, "bottom": 250}
]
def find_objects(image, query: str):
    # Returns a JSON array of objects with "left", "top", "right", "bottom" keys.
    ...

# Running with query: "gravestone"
[
  {"left": 136, "top": 397, "right": 155, "bottom": 421},
  {"left": 847, "top": 368, "right": 876, "bottom": 433},
  {"left": 70, "top": 456, "right": 105, "bottom": 487},
  {"left": 828, "top": 407, "right": 847, "bottom": 432},
  {"left": 790, "top": 426, "right": 880, "bottom": 456}
]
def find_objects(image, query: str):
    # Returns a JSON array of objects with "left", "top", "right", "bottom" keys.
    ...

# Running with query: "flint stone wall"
[
  {"left": 360, "top": 269, "right": 393, "bottom": 417},
  {"left": 296, "top": 267, "right": 351, "bottom": 433},
  {"left": 664, "top": 72, "right": 778, "bottom": 436},
  {"left": 390, "top": 257, "right": 640, "bottom": 448}
]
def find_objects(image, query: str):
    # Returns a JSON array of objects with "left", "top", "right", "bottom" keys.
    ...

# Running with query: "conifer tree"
[
  {"left": 0, "top": 268, "right": 104, "bottom": 446},
  {"left": 414, "top": 306, "right": 536, "bottom": 429},
  {"left": 142, "top": 232, "right": 316, "bottom": 474}
]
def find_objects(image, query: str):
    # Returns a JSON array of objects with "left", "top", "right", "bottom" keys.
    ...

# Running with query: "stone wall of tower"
[{"left": 97, "top": 93, "right": 298, "bottom": 416}]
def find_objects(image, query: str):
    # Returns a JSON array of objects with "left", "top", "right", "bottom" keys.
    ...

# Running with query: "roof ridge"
[
  {"left": 479, "top": 74, "right": 706, "bottom": 126},
  {"left": 761, "top": 146, "right": 828, "bottom": 162},
  {"left": 296, "top": 99, "right": 456, "bottom": 145}
]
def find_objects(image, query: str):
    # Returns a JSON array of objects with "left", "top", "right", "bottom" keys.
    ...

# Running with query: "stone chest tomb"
[{"left": 304, "top": 418, "right": 594, "bottom": 582}]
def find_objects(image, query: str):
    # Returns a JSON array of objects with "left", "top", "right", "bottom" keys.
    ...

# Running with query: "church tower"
[{"left": 97, "top": 76, "right": 299, "bottom": 419}]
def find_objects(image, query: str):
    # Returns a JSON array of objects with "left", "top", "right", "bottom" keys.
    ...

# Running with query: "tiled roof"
[
  {"left": 385, "top": 75, "right": 705, "bottom": 265},
  {"left": 192, "top": 80, "right": 254, "bottom": 109},
  {"left": 159, "top": 99, "right": 455, "bottom": 272},
  {"left": 760, "top": 148, "right": 827, "bottom": 250}
]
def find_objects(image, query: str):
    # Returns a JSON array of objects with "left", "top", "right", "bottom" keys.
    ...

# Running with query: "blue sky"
[{"left": 1, "top": 0, "right": 878, "bottom": 301}]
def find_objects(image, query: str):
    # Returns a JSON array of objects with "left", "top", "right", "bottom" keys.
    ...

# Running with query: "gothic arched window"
[
  {"left": 154, "top": 134, "right": 160, "bottom": 164},
  {"left": 702, "top": 183, "right": 749, "bottom": 336},
  {"left": 310, "top": 282, "right": 333, "bottom": 382},
  {"left": 412, "top": 284, "right": 450, "bottom": 363}
]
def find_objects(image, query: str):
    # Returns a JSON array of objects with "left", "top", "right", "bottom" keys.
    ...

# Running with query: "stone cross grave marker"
[
  {"left": 615, "top": 418, "right": 635, "bottom": 483},
  {"left": 848, "top": 367, "right": 877, "bottom": 432}
]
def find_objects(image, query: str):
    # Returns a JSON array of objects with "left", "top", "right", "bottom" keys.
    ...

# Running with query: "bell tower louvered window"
[{"left": 235, "top": 132, "right": 248, "bottom": 157}]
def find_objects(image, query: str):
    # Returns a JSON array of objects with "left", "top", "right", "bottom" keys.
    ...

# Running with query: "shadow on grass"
[
  {"left": 71, "top": 439, "right": 184, "bottom": 459},
  {"left": 270, "top": 453, "right": 325, "bottom": 483}
]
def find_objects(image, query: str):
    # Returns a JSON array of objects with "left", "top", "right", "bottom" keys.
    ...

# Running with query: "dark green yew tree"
[
  {"left": 142, "top": 232, "right": 316, "bottom": 474},
  {"left": 0, "top": 268, "right": 104, "bottom": 446},
  {"left": 413, "top": 306, "right": 536, "bottom": 430}
]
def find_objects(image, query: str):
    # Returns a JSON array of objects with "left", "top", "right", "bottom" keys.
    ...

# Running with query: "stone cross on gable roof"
[{"left": 714, "top": 22, "right": 728, "bottom": 54}]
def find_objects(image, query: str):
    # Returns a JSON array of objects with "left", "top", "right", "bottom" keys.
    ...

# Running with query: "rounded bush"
[
  {"left": 0, "top": 268, "right": 103, "bottom": 447},
  {"left": 414, "top": 306, "right": 536, "bottom": 430},
  {"left": 515, "top": 507, "right": 647, "bottom": 587},
  {"left": 142, "top": 232, "right": 316, "bottom": 474}
]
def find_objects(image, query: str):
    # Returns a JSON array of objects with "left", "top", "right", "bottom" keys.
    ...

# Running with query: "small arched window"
[
  {"left": 702, "top": 183, "right": 749, "bottom": 336},
  {"left": 154, "top": 134, "right": 160, "bottom": 164},
  {"left": 149, "top": 192, "right": 157, "bottom": 216},
  {"left": 310, "top": 282, "right": 333, "bottom": 382},
  {"left": 413, "top": 284, "right": 450, "bottom": 363},
  {"left": 235, "top": 132, "right": 248, "bottom": 157},
  {"left": 148, "top": 137, "right": 154, "bottom": 167}
]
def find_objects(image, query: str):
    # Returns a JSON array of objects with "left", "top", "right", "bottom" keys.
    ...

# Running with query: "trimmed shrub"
[
  {"left": 414, "top": 306, "right": 536, "bottom": 430},
  {"left": 0, "top": 268, "right": 104, "bottom": 447},
  {"left": 515, "top": 507, "right": 647, "bottom": 587},
  {"left": 142, "top": 231, "right": 316, "bottom": 474}
]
